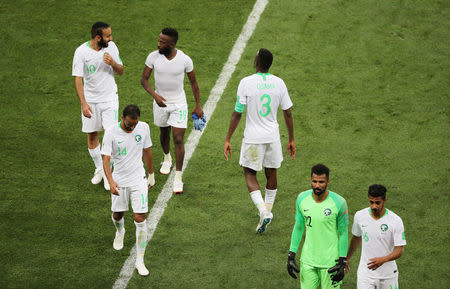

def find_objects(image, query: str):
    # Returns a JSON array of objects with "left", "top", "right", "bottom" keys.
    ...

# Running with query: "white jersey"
[
  {"left": 352, "top": 208, "right": 406, "bottom": 279},
  {"left": 72, "top": 41, "right": 122, "bottom": 103},
  {"left": 237, "top": 73, "right": 293, "bottom": 144},
  {"left": 101, "top": 121, "right": 152, "bottom": 187},
  {"left": 144, "top": 49, "right": 193, "bottom": 105}
]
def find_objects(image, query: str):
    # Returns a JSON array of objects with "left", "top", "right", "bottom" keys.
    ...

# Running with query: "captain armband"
[{"left": 234, "top": 96, "right": 246, "bottom": 113}]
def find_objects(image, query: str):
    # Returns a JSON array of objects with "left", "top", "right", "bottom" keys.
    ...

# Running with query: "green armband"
[{"left": 234, "top": 96, "right": 245, "bottom": 113}]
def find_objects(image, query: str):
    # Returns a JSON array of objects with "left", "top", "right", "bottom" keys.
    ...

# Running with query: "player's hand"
[
  {"left": 367, "top": 257, "right": 386, "bottom": 270},
  {"left": 147, "top": 173, "right": 155, "bottom": 189},
  {"left": 287, "top": 251, "right": 300, "bottom": 279},
  {"left": 109, "top": 180, "right": 120, "bottom": 195},
  {"left": 192, "top": 103, "right": 204, "bottom": 119},
  {"left": 154, "top": 93, "right": 167, "bottom": 107},
  {"left": 103, "top": 52, "right": 115, "bottom": 66},
  {"left": 82, "top": 102, "right": 93, "bottom": 118},
  {"left": 287, "top": 141, "right": 296, "bottom": 160},
  {"left": 345, "top": 260, "right": 350, "bottom": 273},
  {"left": 223, "top": 140, "right": 232, "bottom": 160},
  {"left": 328, "top": 257, "right": 347, "bottom": 284}
]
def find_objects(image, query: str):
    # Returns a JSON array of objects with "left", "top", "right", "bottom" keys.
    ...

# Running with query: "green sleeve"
[
  {"left": 234, "top": 95, "right": 245, "bottom": 113},
  {"left": 337, "top": 197, "right": 349, "bottom": 257},
  {"left": 289, "top": 195, "right": 305, "bottom": 253}
]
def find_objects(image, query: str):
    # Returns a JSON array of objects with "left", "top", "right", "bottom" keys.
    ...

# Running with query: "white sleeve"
[
  {"left": 109, "top": 42, "right": 123, "bottom": 65},
  {"left": 72, "top": 47, "right": 84, "bottom": 77},
  {"left": 351, "top": 213, "right": 362, "bottom": 237},
  {"left": 145, "top": 52, "right": 154, "bottom": 69},
  {"left": 185, "top": 54, "right": 193, "bottom": 73},
  {"left": 143, "top": 123, "right": 152, "bottom": 149},
  {"left": 101, "top": 130, "right": 113, "bottom": 156},
  {"left": 393, "top": 217, "right": 407, "bottom": 246},
  {"left": 237, "top": 79, "right": 247, "bottom": 105},
  {"left": 279, "top": 80, "right": 293, "bottom": 110}
]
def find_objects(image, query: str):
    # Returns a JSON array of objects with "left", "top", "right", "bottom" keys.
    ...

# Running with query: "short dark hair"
[
  {"left": 311, "top": 164, "right": 330, "bottom": 178},
  {"left": 162, "top": 27, "right": 178, "bottom": 43},
  {"left": 256, "top": 48, "right": 273, "bottom": 71},
  {"left": 91, "top": 22, "right": 110, "bottom": 39},
  {"left": 368, "top": 184, "right": 387, "bottom": 200},
  {"left": 123, "top": 104, "right": 140, "bottom": 119}
]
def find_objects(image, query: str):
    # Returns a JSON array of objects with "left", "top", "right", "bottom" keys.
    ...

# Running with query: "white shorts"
[
  {"left": 239, "top": 140, "right": 283, "bottom": 171},
  {"left": 111, "top": 179, "right": 148, "bottom": 214},
  {"left": 153, "top": 100, "right": 188, "bottom": 128},
  {"left": 357, "top": 273, "right": 399, "bottom": 289},
  {"left": 81, "top": 100, "right": 119, "bottom": 133}
]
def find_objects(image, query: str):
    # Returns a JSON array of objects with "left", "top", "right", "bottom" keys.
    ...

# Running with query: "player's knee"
[{"left": 134, "top": 213, "right": 146, "bottom": 223}]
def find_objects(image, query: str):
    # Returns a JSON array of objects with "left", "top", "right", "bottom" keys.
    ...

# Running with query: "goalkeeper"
[{"left": 287, "top": 164, "right": 349, "bottom": 288}]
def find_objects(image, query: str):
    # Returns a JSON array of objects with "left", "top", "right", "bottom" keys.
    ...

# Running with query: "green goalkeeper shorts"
[{"left": 300, "top": 262, "right": 342, "bottom": 289}]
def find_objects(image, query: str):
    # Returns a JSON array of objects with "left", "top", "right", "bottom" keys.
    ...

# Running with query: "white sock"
[
  {"left": 88, "top": 145, "right": 103, "bottom": 170},
  {"left": 111, "top": 214, "right": 124, "bottom": 233},
  {"left": 135, "top": 220, "right": 148, "bottom": 261},
  {"left": 264, "top": 188, "right": 277, "bottom": 213},
  {"left": 250, "top": 190, "right": 266, "bottom": 215},
  {"left": 164, "top": 153, "right": 172, "bottom": 163},
  {"left": 175, "top": 170, "right": 183, "bottom": 183}
]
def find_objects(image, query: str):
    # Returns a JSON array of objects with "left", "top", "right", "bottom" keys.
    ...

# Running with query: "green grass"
[{"left": 0, "top": 0, "right": 449, "bottom": 288}]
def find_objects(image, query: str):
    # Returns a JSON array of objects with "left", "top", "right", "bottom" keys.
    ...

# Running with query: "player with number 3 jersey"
[{"left": 224, "top": 48, "right": 295, "bottom": 234}]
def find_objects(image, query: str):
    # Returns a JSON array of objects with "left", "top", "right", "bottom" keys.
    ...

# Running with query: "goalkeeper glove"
[
  {"left": 287, "top": 251, "right": 300, "bottom": 279},
  {"left": 327, "top": 257, "right": 347, "bottom": 284},
  {"left": 192, "top": 113, "right": 207, "bottom": 131}
]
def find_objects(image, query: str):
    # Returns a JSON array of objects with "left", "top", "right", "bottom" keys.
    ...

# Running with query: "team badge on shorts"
[
  {"left": 380, "top": 224, "right": 389, "bottom": 232},
  {"left": 324, "top": 208, "right": 332, "bottom": 216},
  {"left": 135, "top": 135, "right": 142, "bottom": 142}
]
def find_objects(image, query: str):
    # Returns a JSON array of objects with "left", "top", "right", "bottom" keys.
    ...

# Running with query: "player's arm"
[
  {"left": 367, "top": 246, "right": 404, "bottom": 270},
  {"left": 74, "top": 76, "right": 93, "bottom": 118},
  {"left": 223, "top": 111, "right": 242, "bottom": 160},
  {"left": 140, "top": 66, "right": 166, "bottom": 107},
  {"left": 143, "top": 147, "right": 155, "bottom": 188},
  {"left": 187, "top": 70, "right": 203, "bottom": 118},
  {"left": 287, "top": 197, "right": 304, "bottom": 279},
  {"left": 337, "top": 199, "right": 349, "bottom": 258},
  {"left": 346, "top": 235, "right": 362, "bottom": 272},
  {"left": 103, "top": 53, "right": 123, "bottom": 75},
  {"left": 102, "top": 154, "right": 120, "bottom": 195},
  {"left": 282, "top": 108, "right": 296, "bottom": 160}
]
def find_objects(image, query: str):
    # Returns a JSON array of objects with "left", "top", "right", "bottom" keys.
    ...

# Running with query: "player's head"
[
  {"left": 368, "top": 184, "right": 387, "bottom": 217},
  {"left": 91, "top": 22, "right": 112, "bottom": 48},
  {"left": 310, "top": 164, "right": 330, "bottom": 196},
  {"left": 158, "top": 27, "right": 178, "bottom": 56},
  {"left": 121, "top": 104, "right": 140, "bottom": 132},
  {"left": 254, "top": 48, "right": 273, "bottom": 72}
]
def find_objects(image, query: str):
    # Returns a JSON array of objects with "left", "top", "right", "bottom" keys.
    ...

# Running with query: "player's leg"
[
  {"left": 168, "top": 104, "right": 188, "bottom": 193},
  {"left": 111, "top": 187, "right": 129, "bottom": 251},
  {"left": 131, "top": 182, "right": 149, "bottom": 276},
  {"left": 172, "top": 126, "right": 186, "bottom": 193},
  {"left": 262, "top": 141, "right": 282, "bottom": 213},
  {"left": 300, "top": 263, "right": 320, "bottom": 289},
  {"left": 264, "top": 168, "right": 277, "bottom": 213},
  {"left": 153, "top": 100, "right": 172, "bottom": 174}
]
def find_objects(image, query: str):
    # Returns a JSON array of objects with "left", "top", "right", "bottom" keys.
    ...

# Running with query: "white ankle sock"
[
  {"left": 164, "top": 153, "right": 172, "bottom": 163},
  {"left": 88, "top": 145, "right": 103, "bottom": 169},
  {"left": 135, "top": 220, "right": 148, "bottom": 259},
  {"left": 264, "top": 188, "right": 277, "bottom": 213},
  {"left": 112, "top": 214, "right": 124, "bottom": 232},
  {"left": 250, "top": 190, "right": 266, "bottom": 215},
  {"left": 175, "top": 170, "right": 183, "bottom": 183}
]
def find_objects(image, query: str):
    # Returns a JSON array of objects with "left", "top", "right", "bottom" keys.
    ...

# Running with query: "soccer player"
[
  {"left": 223, "top": 48, "right": 296, "bottom": 233},
  {"left": 287, "top": 164, "right": 349, "bottom": 289},
  {"left": 141, "top": 27, "right": 203, "bottom": 194},
  {"left": 101, "top": 104, "right": 155, "bottom": 276},
  {"left": 72, "top": 21, "right": 124, "bottom": 190},
  {"left": 346, "top": 184, "right": 406, "bottom": 289}
]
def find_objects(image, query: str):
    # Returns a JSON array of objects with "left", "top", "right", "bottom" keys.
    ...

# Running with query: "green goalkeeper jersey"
[{"left": 289, "top": 189, "right": 349, "bottom": 268}]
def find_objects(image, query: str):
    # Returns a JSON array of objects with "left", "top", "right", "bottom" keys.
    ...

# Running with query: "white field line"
[{"left": 112, "top": 0, "right": 268, "bottom": 288}]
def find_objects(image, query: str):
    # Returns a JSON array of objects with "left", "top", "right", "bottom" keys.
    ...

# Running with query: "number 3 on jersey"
[{"left": 259, "top": 94, "right": 271, "bottom": 117}]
